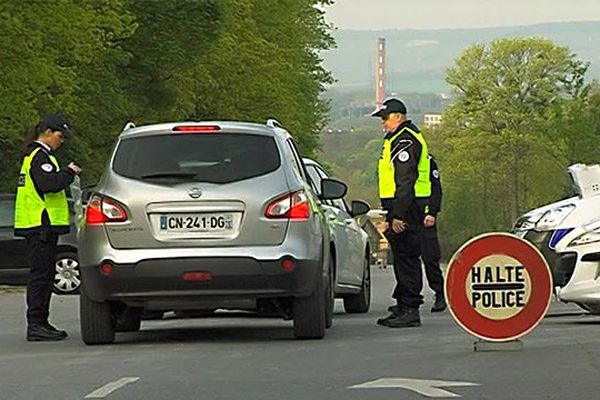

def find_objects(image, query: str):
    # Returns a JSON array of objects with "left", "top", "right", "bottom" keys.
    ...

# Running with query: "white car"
[
  {"left": 554, "top": 218, "right": 600, "bottom": 314},
  {"left": 513, "top": 164, "right": 600, "bottom": 313},
  {"left": 303, "top": 158, "right": 372, "bottom": 313}
]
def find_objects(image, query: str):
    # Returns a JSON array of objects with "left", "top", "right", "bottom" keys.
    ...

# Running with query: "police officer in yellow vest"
[
  {"left": 372, "top": 99, "right": 430, "bottom": 328},
  {"left": 14, "top": 114, "right": 82, "bottom": 341}
]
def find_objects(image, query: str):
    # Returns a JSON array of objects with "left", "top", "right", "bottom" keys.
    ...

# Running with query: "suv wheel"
[
  {"left": 343, "top": 255, "right": 371, "bottom": 313},
  {"left": 53, "top": 252, "right": 80, "bottom": 294},
  {"left": 80, "top": 284, "right": 115, "bottom": 345},
  {"left": 293, "top": 265, "right": 327, "bottom": 339},
  {"left": 325, "top": 256, "right": 335, "bottom": 329}
]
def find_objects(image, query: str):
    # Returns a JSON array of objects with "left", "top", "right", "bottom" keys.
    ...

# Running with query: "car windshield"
[
  {"left": 112, "top": 133, "right": 281, "bottom": 184},
  {"left": 0, "top": 199, "right": 14, "bottom": 228}
]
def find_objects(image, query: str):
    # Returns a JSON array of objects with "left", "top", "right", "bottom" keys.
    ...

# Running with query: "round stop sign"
[{"left": 445, "top": 232, "right": 553, "bottom": 342}]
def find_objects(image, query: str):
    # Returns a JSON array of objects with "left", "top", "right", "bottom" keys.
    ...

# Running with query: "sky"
[{"left": 325, "top": 0, "right": 600, "bottom": 30}]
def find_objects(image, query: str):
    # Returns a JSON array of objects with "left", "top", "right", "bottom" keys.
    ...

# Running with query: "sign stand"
[{"left": 474, "top": 339, "right": 523, "bottom": 352}]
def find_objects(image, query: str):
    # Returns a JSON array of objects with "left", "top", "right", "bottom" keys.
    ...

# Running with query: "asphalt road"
[{"left": 1, "top": 267, "right": 599, "bottom": 400}]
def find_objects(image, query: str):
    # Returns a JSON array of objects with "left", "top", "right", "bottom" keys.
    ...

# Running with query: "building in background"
[{"left": 424, "top": 113, "right": 442, "bottom": 127}]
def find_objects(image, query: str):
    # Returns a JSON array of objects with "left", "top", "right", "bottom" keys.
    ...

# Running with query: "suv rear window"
[{"left": 112, "top": 133, "right": 281, "bottom": 184}]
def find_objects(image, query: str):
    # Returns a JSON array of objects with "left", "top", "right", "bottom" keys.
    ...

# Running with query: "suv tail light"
[
  {"left": 265, "top": 191, "right": 310, "bottom": 220},
  {"left": 85, "top": 194, "right": 128, "bottom": 224}
]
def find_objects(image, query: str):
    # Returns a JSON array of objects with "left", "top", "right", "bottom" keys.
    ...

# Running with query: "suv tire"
[
  {"left": 343, "top": 255, "right": 371, "bottom": 313},
  {"left": 80, "top": 284, "right": 115, "bottom": 345},
  {"left": 293, "top": 267, "right": 326, "bottom": 339},
  {"left": 325, "top": 256, "right": 335, "bottom": 329}
]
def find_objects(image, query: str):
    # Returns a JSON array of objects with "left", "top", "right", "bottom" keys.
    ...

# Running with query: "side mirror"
[
  {"left": 320, "top": 178, "right": 347, "bottom": 200},
  {"left": 351, "top": 200, "right": 371, "bottom": 217}
]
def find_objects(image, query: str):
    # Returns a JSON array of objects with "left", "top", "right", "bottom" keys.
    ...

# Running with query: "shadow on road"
[{"left": 120, "top": 324, "right": 296, "bottom": 344}]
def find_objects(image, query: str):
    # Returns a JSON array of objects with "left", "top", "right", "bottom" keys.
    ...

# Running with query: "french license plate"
[{"left": 160, "top": 213, "right": 234, "bottom": 232}]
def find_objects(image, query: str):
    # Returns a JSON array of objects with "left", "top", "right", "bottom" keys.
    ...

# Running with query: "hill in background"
[{"left": 323, "top": 21, "right": 600, "bottom": 95}]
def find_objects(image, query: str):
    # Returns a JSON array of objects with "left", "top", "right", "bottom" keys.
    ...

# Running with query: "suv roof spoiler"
[
  {"left": 266, "top": 119, "right": 281, "bottom": 129},
  {"left": 122, "top": 122, "right": 136, "bottom": 132}
]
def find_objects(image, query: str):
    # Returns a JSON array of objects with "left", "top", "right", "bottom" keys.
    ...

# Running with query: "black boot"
[
  {"left": 27, "top": 324, "right": 68, "bottom": 342},
  {"left": 431, "top": 294, "right": 447, "bottom": 313},
  {"left": 378, "top": 304, "right": 403, "bottom": 325},
  {"left": 387, "top": 304, "right": 400, "bottom": 314},
  {"left": 381, "top": 307, "right": 421, "bottom": 328},
  {"left": 44, "top": 322, "right": 68, "bottom": 337}
]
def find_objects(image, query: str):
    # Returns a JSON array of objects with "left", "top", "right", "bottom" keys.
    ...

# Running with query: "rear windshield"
[{"left": 112, "top": 133, "right": 281, "bottom": 184}]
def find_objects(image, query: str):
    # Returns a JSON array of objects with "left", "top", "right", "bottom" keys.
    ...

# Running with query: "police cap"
[
  {"left": 371, "top": 98, "right": 407, "bottom": 117},
  {"left": 39, "top": 114, "right": 72, "bottom": 136}
]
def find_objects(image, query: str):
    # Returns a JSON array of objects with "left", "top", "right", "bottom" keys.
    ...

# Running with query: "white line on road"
[
  {"left": 349, "top": 378, "right": 480, "bottom": 398},
  {"left": 85, "top": 377, "right": 140, "bottom": 398}
]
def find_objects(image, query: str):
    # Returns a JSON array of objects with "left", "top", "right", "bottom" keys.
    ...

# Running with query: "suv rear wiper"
[{"left": 140, "top": 172, "right": 198, "bottom": 180}]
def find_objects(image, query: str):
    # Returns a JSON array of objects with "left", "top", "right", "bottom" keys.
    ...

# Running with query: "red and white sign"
[{"left": 445, "top": 232, "right": 553, "bottom": 342}]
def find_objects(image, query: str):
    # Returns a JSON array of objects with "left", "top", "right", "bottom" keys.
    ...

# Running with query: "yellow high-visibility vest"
[
  {"left": 14, "top": 147, "right": 69, "bottom": 230},
  {"left": 378, "top": 126, "right": 431, "bottom": 199}
]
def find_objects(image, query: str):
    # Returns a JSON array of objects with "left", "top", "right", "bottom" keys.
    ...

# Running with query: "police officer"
[
  {"left": 373, "top": 99, "right": 431, "bottom": 328},
  {"left": 421, "top": 155, "right": 446, "bottom": 312},
  {"left": 14, "top": 114, "right": 82, "bottom": 341}
]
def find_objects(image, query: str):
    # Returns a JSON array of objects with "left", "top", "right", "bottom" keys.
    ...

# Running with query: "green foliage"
[
  {"left": 319, "top": 119, "right": 381, "bottom": 208},
  {"left": 433, "top": 37, "right": 600, "bottom": 255},
  {"left": 0, "top": 0, "right": 135, "bottom": 190},
  {"left": 120, "top": 0, "right": 220, "bottom": 122},
  {"left": 192, "top": 0, "right": 334, "bottom": 155},
  {"left": 0, "top": 0, "right": 333, "bottom": 190}
]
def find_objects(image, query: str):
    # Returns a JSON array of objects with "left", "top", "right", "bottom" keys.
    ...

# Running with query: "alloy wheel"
[{"left": 54, "top": 255, "right": 81, "bottom": 294}]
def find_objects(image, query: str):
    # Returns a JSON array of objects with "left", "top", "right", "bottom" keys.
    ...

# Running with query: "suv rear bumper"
[{"left": 81, "top": 256, "right": 321, "bottom": 305}]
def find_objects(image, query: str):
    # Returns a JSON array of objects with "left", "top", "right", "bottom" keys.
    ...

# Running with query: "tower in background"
[{"left": 376, "top": 38, "right": 385, "bottom": 108}]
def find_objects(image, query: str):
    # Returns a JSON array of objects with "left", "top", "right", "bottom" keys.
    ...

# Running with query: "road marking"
[
  {"left": 349, "top": 378, "right": 480, "bottom": 398},
  {"left": 85, "top": 377, "right": 140, "bottom": 398}
]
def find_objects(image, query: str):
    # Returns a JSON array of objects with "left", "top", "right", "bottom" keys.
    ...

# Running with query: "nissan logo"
[{"left": 188, "top": 187, "right": 203, "bottom": 199}]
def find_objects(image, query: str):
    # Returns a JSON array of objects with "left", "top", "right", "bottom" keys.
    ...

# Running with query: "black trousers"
[
  {"left": 421, "top": 226, "right": 444, "bottom": 297},
  {"left": 25, "top": 230, "right": 58, "bottom": 325},
  {"left": 388, "top": 226, "right": 424, "bottom": 309}
]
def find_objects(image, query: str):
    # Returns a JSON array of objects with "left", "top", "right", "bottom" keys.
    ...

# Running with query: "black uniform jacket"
[
  {"left": 381, "top": 120, "right": 424, "bottom": 224},
  {"left": 427, "top": 156, "right": 443, "bottom": 217},
  {"left": 15, "top": 142, "right": 75, "bottom": 236}
]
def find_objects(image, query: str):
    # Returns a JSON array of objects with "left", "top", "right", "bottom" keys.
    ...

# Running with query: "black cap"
[
  {"left": 371, "top": 98, "right": 407, "bottom": 117},
  {"left": 39, "top": 114, "right": 72, "bottom": 136}
]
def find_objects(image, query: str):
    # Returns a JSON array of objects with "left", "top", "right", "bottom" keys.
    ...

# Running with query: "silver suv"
[{"left": 78, "top": 120, "right": 346, "bottom": 344}]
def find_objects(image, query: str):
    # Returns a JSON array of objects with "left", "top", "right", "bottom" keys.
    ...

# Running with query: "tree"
[
  {"left": 435, "top": 37, "right": 597, "bottom": 253},
  {"left": 192, "top": 0, "right": 334, "bottom": 156},
  {"left": 119, "top": 0, "right": 220, "bottom": 123},
  {"left": 0, "top": 0, "right": 334, "bottom": 190},
  {"left": 0, "top": 0, "right": 136, "bottom": 190}
]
